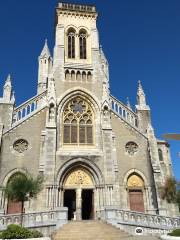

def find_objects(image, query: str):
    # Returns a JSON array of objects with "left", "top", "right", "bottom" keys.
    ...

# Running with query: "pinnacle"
[
  {"left": 4, "top": 74, "right": 12, "bottom": 87},
  {"left": 126, "top": 97, "right": 132, "bottom": 109},
  {"left": 39, "top": 39, "right": 51, "bottom": 58},
  {"left": 6, "top": 74, "right": 11, "bottom": 83}
]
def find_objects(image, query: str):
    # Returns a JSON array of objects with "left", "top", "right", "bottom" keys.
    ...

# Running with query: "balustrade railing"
[
  {"left": 110, "top": 95, "right": 138, "bottom": 128},
  {"left": 12, "top": 91, "right": 47, "bottom": 125},
  {"left": 105, "top": 208, "right": 180, "bottom": 230},
  {"left": 0, "top": 208, "right": 67, "bottom": 230}
]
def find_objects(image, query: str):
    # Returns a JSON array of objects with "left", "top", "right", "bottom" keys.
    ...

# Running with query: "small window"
[
  {"left": 13, "top": 139, "right": 29, "bottom": 153},
  {"left": 125, "top": 142, "right": 138, "bottom": 156},
  {"left": 158, "top": 149, "right": 163, "bottom": 161},
  {"left": 67, "top": 28, "right": 75, "bottom": 59},
  {"left": 87, "top": 72, "right": 92, "bottom": 81},
  {"left": 79, "top": 30, "right": 87, "bottom": 59}
]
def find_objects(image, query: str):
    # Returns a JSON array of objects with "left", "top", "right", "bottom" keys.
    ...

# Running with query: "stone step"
[{"left": 53, "top": 220, "right": 130, "bottom": 240}]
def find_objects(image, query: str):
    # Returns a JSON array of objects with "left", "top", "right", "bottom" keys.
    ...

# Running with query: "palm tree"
[{"left": 3, "top": 174, "right": 44, "bottom": 226}]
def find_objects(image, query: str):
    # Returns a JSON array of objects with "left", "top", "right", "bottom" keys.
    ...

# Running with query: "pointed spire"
[
  {"left": 137, "top": 80, "right": 147, "bottom": 107},
  {"left": 3, "top": 74, "right": 12, "bottom": 102},
  {"left": 39, "top": 39, "right": 51, "bottom": 58},
  {"left": 126, "top": 97, "right": 132, "bottom": 110},
  {"left": 4, "top": 74, "right": 12, "bottom": 88}
]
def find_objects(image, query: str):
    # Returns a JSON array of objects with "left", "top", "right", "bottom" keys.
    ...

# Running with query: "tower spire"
[
  {"left": 38, "top": 39, "right": 53, "bottom": 94},
  {"left": 137, "top": 80, "right": 148, "bottom": 108},
  {"left": 39, "top": 39, "right": 51, "bottom": 58},
  {"left": 3, "top": 74, "right": 12, "bottom": 102}
]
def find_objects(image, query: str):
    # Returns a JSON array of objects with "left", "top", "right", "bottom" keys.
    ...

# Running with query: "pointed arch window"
[
  {"left": 79, "top": 30, "right": 87, "bottom": 59},
  {"left": 67, "top": 28, "right": 75, "bottom": 59},
  {"left": 63, "top": 97, "right": 93, "bottom": 145}
]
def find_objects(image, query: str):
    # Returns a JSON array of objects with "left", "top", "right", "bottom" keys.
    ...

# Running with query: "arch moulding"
[
  {"left": 56, "top": 157, "right": 104, "bottom": 188},
  {"left": 2, "top": 168, "right": 28, "bottom": 187}
]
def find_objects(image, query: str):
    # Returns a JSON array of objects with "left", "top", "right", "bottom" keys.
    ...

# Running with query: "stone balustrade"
[
  {"left": 110, "top": 95, "right": 138, "bottom": 128},
  {"left": 58, "top": 3, "right": 96, "bottom": 13},
  {"left": 12, "top": 91, "right": 47, "bottom": 126},
  {"left": 104, "top": 208, "right": 180, "bottom": 230},
  {"left": 0, "top": 208, "right": 68, "bottom": 231}
]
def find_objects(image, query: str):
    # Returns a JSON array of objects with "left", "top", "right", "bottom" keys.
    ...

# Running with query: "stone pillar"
[
  {"left": 76, "top": 188, "right": 82, "bottom": 220},
  {"left": 0, "top": 189, "right": 5, "bottom": 214}
]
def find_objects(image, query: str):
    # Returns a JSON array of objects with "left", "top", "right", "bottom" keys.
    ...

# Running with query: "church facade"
[{"left": 0, "top": 3, "right": 177, "bottom": 220}]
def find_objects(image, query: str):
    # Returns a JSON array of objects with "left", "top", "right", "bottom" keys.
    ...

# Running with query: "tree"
[
  {"left": 3, "top": 174, "right": 44, "bottom": 226},
  {"left": 161, "top": 177, "right": 177, "bottom": 203},
  {"left": 160, "top": 177, "right": 180, "bottom": 211}
]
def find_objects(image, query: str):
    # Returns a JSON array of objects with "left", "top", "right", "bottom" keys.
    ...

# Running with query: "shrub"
[
  {"left": 0, "top": 224, "right": 43, "bottom": 239},
  {"left": 168, "top": 229, "right": 180, "bottom": 236}
]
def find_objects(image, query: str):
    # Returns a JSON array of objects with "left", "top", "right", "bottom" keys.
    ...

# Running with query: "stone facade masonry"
[{"left": 0, "top": 2, "right": 178, "bottom": 219}]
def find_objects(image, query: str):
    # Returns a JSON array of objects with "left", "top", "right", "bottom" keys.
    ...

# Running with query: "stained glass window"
[{"left": 63, "top": 97, "right": 93, "bottom": 145}]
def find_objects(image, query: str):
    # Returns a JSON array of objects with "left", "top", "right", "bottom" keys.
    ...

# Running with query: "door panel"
[
  {"left": 129, "top": 190, "right": 144, "bottom": 212},
  {"left": 7, "top": 200, "right": 22, "bottom": 214}
]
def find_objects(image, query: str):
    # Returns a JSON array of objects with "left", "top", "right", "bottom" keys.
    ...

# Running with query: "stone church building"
[{"left": 0, "top": 3, "right": 177, "bottom": 220}]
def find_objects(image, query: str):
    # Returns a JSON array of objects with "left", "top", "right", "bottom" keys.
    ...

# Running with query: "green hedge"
[
  {"left": 168, "top": 229, "right": 180, "bottom": 237},
  {"left": 0, "top": 224, "right": 43, "bottom": 239}
]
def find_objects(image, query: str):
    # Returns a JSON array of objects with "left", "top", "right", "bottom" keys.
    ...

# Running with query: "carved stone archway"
[
  {"left": 127, "top": 174, "right": 145, "bottom": 213},
  {"left": 62, "top": 167, "right": 95, "bottom": 221}
]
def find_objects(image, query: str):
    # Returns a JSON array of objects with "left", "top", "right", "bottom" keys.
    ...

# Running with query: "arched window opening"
[
  {"left": 79, "top": 30, "right": 87, "bottom": 59},
  {"left": 87, "top": 72, "right": 92, "bottom": 81},
  {"left": 158, "top": 149, "right": 163, "bottom": 162},
  {"left": 82, "top": 71, "right": 86, "bottom": 81},
  {"left": 63, "top": 97, "right": 93, "bottom": 145},
  {"left": 65, "top": 70, "right": 70, "bottom": 81},
  {"left": 76, "top": 71, "right": 81, "bottom": 81},
  {"left": 67, "top": 28, "right": 75, "bottom": 59},
  {"left": 49, "top": 104, "right": 55, "bottom": 122},
  {"left": 71, "top": 70, "right": 75, "bottom": 81}
]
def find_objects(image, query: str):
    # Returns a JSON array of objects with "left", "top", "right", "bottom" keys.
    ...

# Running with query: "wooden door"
[
  {"left": 7, "top": 199, "right": 22, "bottom": 214},
  {"left": 129, "top": 189, "right": 144, "bottom": 212}
]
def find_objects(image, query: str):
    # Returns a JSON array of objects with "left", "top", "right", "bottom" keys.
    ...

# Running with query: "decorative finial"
[
  {"left": 137, "top": 80, "right": 146, "bottom": 106},
  {"left": 6, "top": 74, "right": 11, "bottom": 83},
  {"left": 11, "top": 91, "right": 15, "bottom": 103},
  {"left": 126, "top": 97, "right": 132, "bottom": 109}
]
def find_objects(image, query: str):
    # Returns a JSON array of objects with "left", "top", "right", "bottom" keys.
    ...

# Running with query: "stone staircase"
[{"left": 52, "top": 220, "right": 159, "bottom": 240}]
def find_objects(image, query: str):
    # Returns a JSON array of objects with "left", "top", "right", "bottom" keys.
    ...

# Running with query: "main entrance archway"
[{"left": 63, "top": 168, "right": 94, "bottom": 220}]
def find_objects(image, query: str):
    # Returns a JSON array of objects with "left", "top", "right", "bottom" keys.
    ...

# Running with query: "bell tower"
[{"left": 53, "top": 3, "right": 109, "bottom": 101}]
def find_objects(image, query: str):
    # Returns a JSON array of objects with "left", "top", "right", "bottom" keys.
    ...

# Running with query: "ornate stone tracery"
[
  {"left": 13, "top": 139, "right": 28, "bottom": 153},
  {"left": 63, "top": 96, "right": 93, "bottom": 144},
  {"left": 125, "top": 141, "right": 138, "bottom": 156}
]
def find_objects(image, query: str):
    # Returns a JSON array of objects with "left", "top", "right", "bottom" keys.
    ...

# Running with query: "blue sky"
[{"left": 0, "top": 0, "right": 180, "bottom": 179}]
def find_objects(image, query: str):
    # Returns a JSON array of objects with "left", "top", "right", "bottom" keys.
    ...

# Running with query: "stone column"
[
  {"left": 0, "top": 189, "right": 4, "bottom": 214},
  {"left": 76, "top": 188, "right": 82, "bottom": 220}
]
